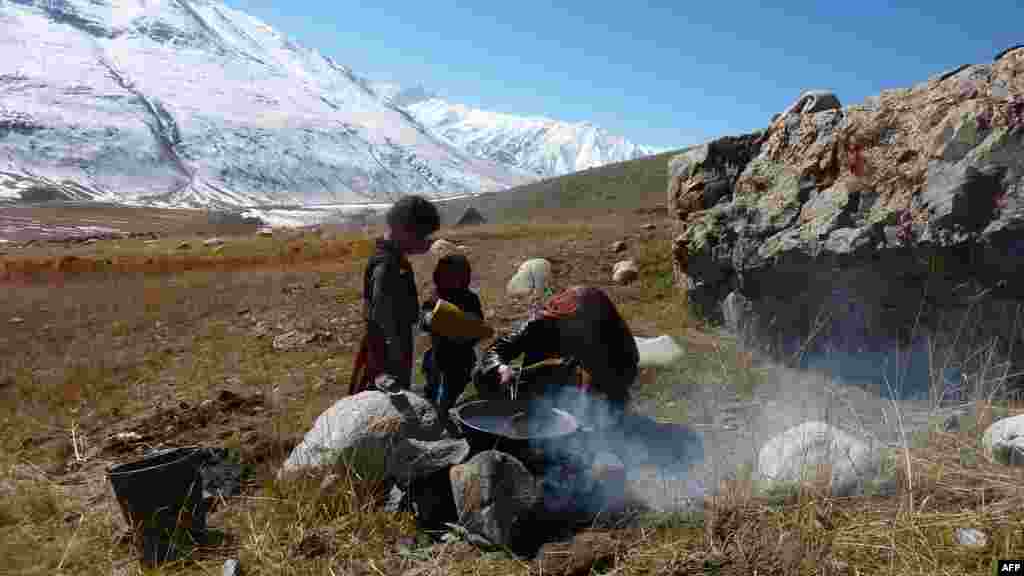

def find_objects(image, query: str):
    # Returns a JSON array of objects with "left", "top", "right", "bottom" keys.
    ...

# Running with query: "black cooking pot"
[{"left": 449, "top": 399, "right": 588, "bottom": 474}]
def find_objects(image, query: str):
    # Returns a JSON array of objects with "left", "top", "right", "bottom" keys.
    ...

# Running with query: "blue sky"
[{"left": 225, "top": 0, "right": 1023, "bottom": 150}]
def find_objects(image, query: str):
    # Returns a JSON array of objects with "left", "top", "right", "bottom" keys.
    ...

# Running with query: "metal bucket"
[{"left": 107, "top": 446, "right": 207, "bottom": 567}]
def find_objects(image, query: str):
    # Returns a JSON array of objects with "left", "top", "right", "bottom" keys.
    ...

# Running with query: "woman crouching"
[{"left": 474, "top": 286, "right": 639, "bottom": 427}]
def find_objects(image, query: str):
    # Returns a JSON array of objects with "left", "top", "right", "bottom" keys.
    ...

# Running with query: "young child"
[
  {"left": 349, "top": 195, "right": 440, "bottom": 396},
  {"left": 419, "top": 254, "right": 485, "bottom": 419}
]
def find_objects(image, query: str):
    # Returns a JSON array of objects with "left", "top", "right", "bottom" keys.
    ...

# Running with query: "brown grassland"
[{"left": 2, "top": 201, "right": 1024, "bottom": 575}]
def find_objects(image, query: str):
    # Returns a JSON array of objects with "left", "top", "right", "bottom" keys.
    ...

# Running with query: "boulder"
[
  {"left": 278, "top": 391, "right": 439, "bottom": 479},
  {"left": 757, "top": 421, "right": 879, "bottom": 497},
  {"left": 982, "top": 414, "right": 1024, "bottom": 466},
  {"left": 506, "top": 258, "right": 552, "bottom": 296},
  {"left": 449, "top": 450, "right": 540, "bottom": 551},
  {"left": 385, "top": 437, "right": 471, "bottom": 486},
  {"left": 611, "top": 260, "right": 639, "bottom": 285},
  {"left": 670, "top": 50, "right": 1024, "bottom": 400},
  {"left": 455, "top": 206, "right": 487, "bottom": 227}
]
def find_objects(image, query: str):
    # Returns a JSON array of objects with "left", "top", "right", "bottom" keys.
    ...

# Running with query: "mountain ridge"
[{"left": 1, "top": 0, "right": 668, "bottom": 211}]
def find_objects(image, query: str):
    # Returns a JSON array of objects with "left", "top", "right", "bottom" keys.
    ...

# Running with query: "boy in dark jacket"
[
  {"left": 349, "top": 195, "right": 440, "bottom": 396},
  {"left": 419, "top": 254, "right": 485, "bottom": 419}
]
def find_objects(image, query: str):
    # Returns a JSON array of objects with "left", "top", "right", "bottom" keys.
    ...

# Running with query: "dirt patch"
[{"left": 101, "top": 389, "right": 298, "bottom": 469}]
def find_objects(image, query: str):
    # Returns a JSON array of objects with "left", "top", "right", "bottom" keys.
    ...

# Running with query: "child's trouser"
[{"left": 422, "top": 348, "right": 472, "bottom": 415}]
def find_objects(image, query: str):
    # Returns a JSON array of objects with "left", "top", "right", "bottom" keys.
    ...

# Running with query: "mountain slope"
[
  {"left": 385, "top": 147, "right": 689, "bottom": 228},
  {"left": 398, "top": 95, "right": 664, "bottom": 178},
  {"left": 0, "top": 0, "right": 535, "bottom": 208}
]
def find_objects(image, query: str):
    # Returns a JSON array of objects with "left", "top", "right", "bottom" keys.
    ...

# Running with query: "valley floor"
[{"left": 1, "top": 205, "right": 1021, "bottom": 575}]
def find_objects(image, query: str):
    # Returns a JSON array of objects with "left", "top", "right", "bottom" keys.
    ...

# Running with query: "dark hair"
[
  {"left": 386, "top": 195, "right": 441, "bottom": 239},
  {"left": 434, "top": 253, "right": 471, "bottom": 285}
]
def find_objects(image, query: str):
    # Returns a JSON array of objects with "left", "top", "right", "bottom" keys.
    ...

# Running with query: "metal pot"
[{"left": 449, "top": 399, "right": 586, "bottom": 474}]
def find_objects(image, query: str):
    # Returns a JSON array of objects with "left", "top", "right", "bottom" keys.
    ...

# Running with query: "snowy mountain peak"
[
  {"left": 400, "top": 96, "right": 664, "bottom": 178},
  {"left": 0, "top": 0, "right": 534, "bottom": 208},
  {"left": 0, "top": 0, "right": 667, "bottom": 212}
]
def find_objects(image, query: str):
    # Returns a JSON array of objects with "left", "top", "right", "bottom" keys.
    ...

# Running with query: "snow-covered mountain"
[
  {"left": 376, "top": 86, "right": 664, "bottom": 178},
  {"left": 0, "top": 0, "right": 536, "bottom": 208}
]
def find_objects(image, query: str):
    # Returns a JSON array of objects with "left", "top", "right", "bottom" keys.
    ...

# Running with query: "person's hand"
[{"left": 497, "top": 364, "right": 515, "bottom": 386}]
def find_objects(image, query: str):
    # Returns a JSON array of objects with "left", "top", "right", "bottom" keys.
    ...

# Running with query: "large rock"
[
  {"left": 758, "top": 421, "right": 880, "bottom": 497},
  {"left": 449, "top": 450, "right": 540, "bottom": 551},
  {"left": 982, "top": 414, "right": 1024, "bottom": 466},
  {"left": 670, "top": 47, "right": 1024, "bottom": 399},
  {"left": 506, "top": 258, "right": 552, "bottom": 296},
  {"left": 385, "top": 437, "right": 471, "bottom": 485},
  {"left": 279, "top": 391, "right": 439, "bottom": 479}
]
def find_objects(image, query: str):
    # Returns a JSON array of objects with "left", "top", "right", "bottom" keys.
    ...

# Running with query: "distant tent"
[{"left": 455, "top": 206, "right": 487, "bottom": 227}]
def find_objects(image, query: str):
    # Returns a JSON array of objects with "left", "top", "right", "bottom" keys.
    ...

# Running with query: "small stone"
[
  {"left": 176, "top": 242, "right": 191, "bottom": 250},
  {"left": 258, "top": 229, "right": 273, "bottom": 237},
  {"left": 955, "top": 527, "right": 987, "bottom": 548},
  {"left": 113, "top": 431, "right": 142, "bottom": 443},
  {"left": 612, "top": 260, "right": 639, "bottom": 285},
  {"left": 641, "top": 223, "right": 657, "bottom": 231},
  {"left": 204, "top": 237, "right": 225, "bottom": 247},
  {"left": 609, "top": 240, "right": 627, "bottom": 253},
  {"left": 319, "top": 473, "right": 339, "bottom": 492}
]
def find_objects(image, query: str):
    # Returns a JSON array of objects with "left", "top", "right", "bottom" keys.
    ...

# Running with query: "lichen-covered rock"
[
  {"left": 669, "top": 46, "right": 1024, "bottom": 398},
  {"left": 449, "top": 450, "right": 540, "bottom": 551}
]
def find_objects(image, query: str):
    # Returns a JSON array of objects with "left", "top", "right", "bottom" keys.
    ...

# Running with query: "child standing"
[
  {"left": 349, "top": 195, "right": 440, "bottom": 396},
  {"left": 419, "top": 254, "right": 485, "bottom": 419}
]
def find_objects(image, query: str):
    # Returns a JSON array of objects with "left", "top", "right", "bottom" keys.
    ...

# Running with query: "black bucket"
[{"left": 107, "top": 446, "right": 207, "bottom": 567}]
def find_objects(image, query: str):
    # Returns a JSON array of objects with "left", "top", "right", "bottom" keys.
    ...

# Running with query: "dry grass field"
[{"left": 2, "top": 200, "right": 1023, "bottom": 575}]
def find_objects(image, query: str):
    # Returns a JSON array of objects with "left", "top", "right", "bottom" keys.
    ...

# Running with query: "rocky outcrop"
[{"left": 670, "top": 47, "right": 1024, "bottom": 399}]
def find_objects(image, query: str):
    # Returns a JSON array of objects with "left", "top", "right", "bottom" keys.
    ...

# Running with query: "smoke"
[
  {"left": 519, "top": 337, "right": 954, "bottom": 518},
  {"left": 525, "top": 383, "right": 706, "bottom": 516}
]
